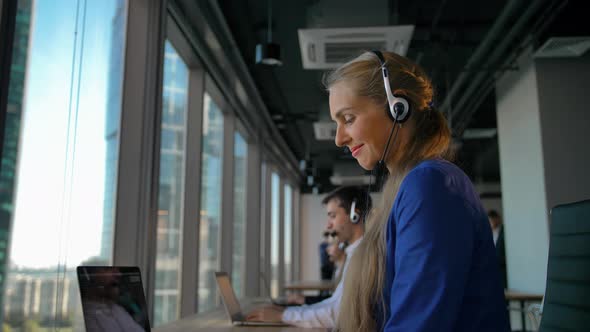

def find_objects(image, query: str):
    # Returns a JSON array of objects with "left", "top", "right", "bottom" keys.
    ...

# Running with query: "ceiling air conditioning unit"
[{"left": 298, "top": 25, "right": 414, "bottom": 70}]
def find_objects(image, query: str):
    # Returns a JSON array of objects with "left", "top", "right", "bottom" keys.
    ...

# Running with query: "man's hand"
[
  {"left": 246, "top": 305, "right": 286, "bottom": 323},
  {"left": 287, "top": 293, "right": 306, "bottom": 305}
]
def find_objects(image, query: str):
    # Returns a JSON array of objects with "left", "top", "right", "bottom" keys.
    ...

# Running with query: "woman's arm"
[{"left": 384, "top": 167, "right": 475, "bottom": 331}]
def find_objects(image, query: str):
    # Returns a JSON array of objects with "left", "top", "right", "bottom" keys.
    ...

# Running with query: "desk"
[
  {"left": 153, "top": 300, "right": 327, "bottom": 332},
  {"left": 283, "top": 280, "right": 335, "bottom": 292},
  {"left": 504, "top": 289, "right": 543, "bottom": 332}
]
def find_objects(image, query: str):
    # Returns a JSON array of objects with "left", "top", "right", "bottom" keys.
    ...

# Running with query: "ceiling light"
[
  {"left": 256, "top": 0, "right": 282, "bottom": 66},
  {"left": 256, "top": 43, "right": 282, "bottom": 66}
]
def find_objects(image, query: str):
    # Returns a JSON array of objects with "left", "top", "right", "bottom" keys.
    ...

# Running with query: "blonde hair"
[{"left": 324, "top": 51, "right": 453, "bottom": 331}]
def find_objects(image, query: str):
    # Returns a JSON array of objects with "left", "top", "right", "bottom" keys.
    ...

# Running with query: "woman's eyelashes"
[{"left": 343, "top": 114, "right": 355, "bottom": 125}]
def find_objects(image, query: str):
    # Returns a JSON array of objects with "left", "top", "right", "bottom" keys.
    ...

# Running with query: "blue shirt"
[{"left": 380, "top": 159, "right": 510, "bottom": 331}]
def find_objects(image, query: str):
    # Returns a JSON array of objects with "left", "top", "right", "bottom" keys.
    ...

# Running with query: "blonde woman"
[{"left": 326, "top": 50, "right": 509, "bottom": 331}]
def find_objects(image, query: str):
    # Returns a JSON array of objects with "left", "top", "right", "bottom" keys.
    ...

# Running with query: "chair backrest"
[{"left": 539, "top": 199, "right": 590, "bottom": 332}]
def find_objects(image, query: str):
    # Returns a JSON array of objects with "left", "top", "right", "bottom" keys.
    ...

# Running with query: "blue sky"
[{"left": 11, "top": 0, "right": 119, "bottom": 269}]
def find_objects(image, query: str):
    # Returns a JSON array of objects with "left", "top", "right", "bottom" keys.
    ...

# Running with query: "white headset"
[
  {"left": 372, "top": 50, "right": 411, "bottom": 123},
  {"left": 350, "top": 199, "right": 360, "bottom": 224}
]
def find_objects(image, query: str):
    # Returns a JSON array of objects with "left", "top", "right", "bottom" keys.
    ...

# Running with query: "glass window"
[
  {"left": 153, "top": 40, "right": 188, "bottom": 326},
  {"left": 232, "top": 132, "right": 247, "bottom": 297},
  {"left": 284, "top": 184, "right": 293, "bottom": 284},
  {"left": 1, "top": 0, "right": 126, "bottom": 329},
  {"left": 198, "top": 93, "right": 224, "bottom": 312},
  {"left": 270, "top": 172, "right": 280, "bottom": 297}
]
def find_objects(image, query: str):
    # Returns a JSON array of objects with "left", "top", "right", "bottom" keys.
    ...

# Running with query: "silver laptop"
[{"left": 214, "top": 272, "right": 288, "bottom": 326}]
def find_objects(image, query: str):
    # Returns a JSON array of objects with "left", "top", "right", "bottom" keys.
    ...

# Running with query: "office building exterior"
[{"left": 0, "top": 0, "right": 34, "bottom": 324}]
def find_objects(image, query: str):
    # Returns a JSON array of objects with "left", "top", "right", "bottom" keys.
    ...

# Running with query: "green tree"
[{"left": 23, "top": 319, "right": 40, "bottom": 332}]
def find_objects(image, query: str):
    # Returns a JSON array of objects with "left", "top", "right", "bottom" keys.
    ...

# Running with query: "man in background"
[
  {"left": 488, "top": 210, "right": 507, "bottom": 288},
  {"left": 247, "top": 186, "right": 371, "bottom": 328}
]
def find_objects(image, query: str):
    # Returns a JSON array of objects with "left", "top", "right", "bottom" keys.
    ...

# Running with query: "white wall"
[
  {"left": 495, "top": 49, "right": 590, "bottom": 295},
  {"left": 536, "top": 56, "right": 590, "bottom": 209},
  {"left": 496, "top": 48, "right": 550, "bottom": 294},
  {"left": 299, "top": 194, "right": 329, "bottom": 281}
]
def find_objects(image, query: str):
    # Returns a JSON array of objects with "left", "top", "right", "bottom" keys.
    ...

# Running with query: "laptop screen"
[
  {"left": 77, "top": 266, "right": 151, "bottom": 332},
  {"left": 215, "top": 272, "right": 242, "bottom": 320}
]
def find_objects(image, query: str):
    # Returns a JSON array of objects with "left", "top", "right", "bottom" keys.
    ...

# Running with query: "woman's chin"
[{"left": 357, "top": 159, "right": 377, "bottom": 171}]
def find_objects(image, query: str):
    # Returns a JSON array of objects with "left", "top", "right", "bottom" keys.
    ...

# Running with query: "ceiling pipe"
[
  {"left": 439, "top": 0, "right": 527, "bottom": 115},
  {"left": 450, "top": 0, "right": 554, "bottom": 131},
  {"left": 205, "top": 0, "right": 299, "bottom": 165},
  {"left": 451, "top": 0, "right": 563, "bottom": 135}
]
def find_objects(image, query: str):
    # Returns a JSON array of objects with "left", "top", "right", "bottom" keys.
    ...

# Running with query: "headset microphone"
[{"left": 338, "top": 242, "right": 348, "bottom": 250}]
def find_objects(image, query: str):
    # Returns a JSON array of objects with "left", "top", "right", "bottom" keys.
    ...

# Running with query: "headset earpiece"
[
  {"left": 389, "top": 96, "right": 410, "bottom": 123},
  {"left": 372, "top": 50, "right": 411, "bottom": 123},
  {"left": 350, "top": 199, "right": 360, "bottom": 224}
]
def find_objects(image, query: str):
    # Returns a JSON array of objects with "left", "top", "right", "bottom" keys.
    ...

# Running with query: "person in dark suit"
[
  {"left": 319, "top": 232, "right": 335, "bottom": 281},
  {"left": 488, "top": 210, "right": 507, "bottom": 289}
]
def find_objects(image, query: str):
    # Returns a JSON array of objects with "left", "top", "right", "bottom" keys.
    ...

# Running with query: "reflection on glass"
[
  {"left": 270, "top": 172, "right": 280, "bottom": 297},
  {"left": 198, "top": 93, "right": 224, "bottom": 312},
  {"left": 153, "top": 41, "right": 188, "bottom": 326},
  {"left": 2, "top": 0, "right": 126, "bottom": 330},
  {"left": 78, "top": 266, "right": 150, "bottom": 332},
  {"left": 232, "top": 132, "right": 247, "bottom": 297},
  {"left": 284, "top": 184, "right": 293, "bottom": 285}
]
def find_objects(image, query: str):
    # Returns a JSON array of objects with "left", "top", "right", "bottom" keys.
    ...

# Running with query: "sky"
[{"left": 10, "top": 0, "right": 119, "bottom": 269}]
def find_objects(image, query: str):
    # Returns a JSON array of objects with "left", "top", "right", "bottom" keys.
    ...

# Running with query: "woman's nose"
[{"left": 334, "top": 124, "right": 349, "bottom": 147}]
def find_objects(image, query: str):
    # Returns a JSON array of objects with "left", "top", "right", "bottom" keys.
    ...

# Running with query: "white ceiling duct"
[
  {"left": 329, "top": 161, "right": 368, "bottom": 185},
  {"left": 462, "top": 128, "right": 497, "bottom": 140},
  {"left": 330, "top": 174, "right": 372, "bottom": 185},
  {"left": 534, "top": 36, "right": 590, "bottom": 58},
  {"left": 298, "top": 25, "right": 415, "bottom": 69}
]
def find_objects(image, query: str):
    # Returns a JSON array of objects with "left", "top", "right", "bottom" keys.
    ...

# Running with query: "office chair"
[{"left": 538, "top": 199, "right": 590, "bottom": 332}]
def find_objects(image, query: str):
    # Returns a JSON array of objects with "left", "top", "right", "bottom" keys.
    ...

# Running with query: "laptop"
[
  {"left": 214, "top": 271, "right": 288, "bottom": 326},
  {"left": 77, "top": 266, "right": 151, "bottom": 332}
]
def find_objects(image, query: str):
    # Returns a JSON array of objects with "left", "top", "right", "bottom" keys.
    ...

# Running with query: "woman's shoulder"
[
  {"left": 396, "top": 158, "right": 480, "bottom": 209},
  {"left": 403, "top": 158, "right": 465, "bottom": 186},
  {"left": 396, "top": 158, "right": 476, "bottom": 203}
]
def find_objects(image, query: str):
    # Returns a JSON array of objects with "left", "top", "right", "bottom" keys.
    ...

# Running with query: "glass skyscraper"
[
  {"left": 101, "top": 0, "right": 126, "bottom": 262},
  {"left": 0, "top": 0, "right": 34, "bottom": 324}
]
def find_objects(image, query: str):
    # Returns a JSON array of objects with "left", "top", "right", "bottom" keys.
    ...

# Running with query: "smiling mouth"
[{"left": 350, "top": 144, "right": 364, "bottom": 157}]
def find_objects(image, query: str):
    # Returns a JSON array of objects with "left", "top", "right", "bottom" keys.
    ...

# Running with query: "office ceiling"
[{"left": 216, "top": 0, "right": 589, "bottom": 193}]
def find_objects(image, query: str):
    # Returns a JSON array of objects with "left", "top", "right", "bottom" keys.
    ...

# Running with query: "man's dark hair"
[
  {"left": 487, "top": 210, "right": 501, "bottom": 219},
  {"left": 322, "top": 186, "right": 372, "bottom": 222}
]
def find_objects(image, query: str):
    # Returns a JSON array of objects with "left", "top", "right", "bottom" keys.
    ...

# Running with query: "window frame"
[{"left": 112, "top": 0, "right": 304, "bottom": 322}]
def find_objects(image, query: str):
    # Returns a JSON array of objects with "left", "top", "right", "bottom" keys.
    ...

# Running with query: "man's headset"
[{"left": 349, "top": 199, "right": 360, "bottom": 224}]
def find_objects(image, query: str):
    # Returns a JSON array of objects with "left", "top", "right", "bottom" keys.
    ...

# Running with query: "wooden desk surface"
[
  {"left": 283, "top": 280, "right": 335, "bottom": 291},
  {"left": 504, "top": 289, "right": 544, "bottom": 302},
  {"left": 153, "top": 300, "right": 328, "bottom": 332}
]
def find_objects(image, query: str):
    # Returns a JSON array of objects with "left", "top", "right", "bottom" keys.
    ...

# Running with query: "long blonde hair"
[{"left": 323, "top": 51, "right": 453, "bottom": 331}]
